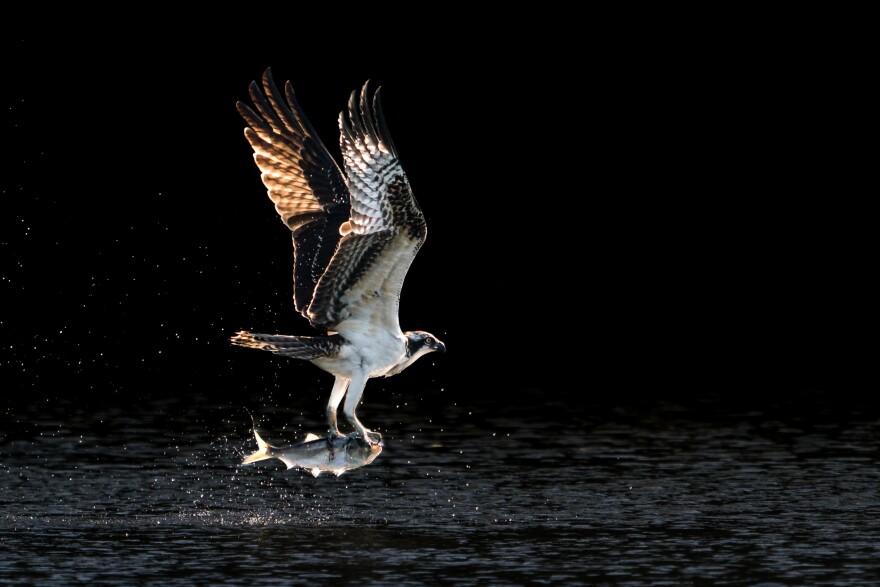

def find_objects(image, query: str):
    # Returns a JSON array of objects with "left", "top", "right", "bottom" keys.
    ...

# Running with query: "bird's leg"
[
  {"left": 342, "top": 376, "right": 380, "bottom": 445},
  {"left": 326, "top": 376, "right": 350, "bottom": 441}
]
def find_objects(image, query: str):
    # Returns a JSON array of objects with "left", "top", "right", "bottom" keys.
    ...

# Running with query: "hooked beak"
[{"left": 435, "top": 340, "right": 446, "bottom": 353}]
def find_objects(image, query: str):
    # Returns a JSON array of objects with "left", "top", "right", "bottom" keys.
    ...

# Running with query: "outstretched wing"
[
  {"left": 307, "top": 83, "right": 427, "bottom": 332},
  {"left": 237, "top": 69, "right": 350, "bottom": 320}
]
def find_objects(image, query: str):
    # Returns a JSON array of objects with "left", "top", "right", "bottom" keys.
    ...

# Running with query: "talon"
[{"left": 356, "top": 429, "right": 382, "bottom": 446}]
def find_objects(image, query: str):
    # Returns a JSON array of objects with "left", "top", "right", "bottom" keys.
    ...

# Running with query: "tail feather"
[
  {"left": 242, "top": 429, "right": 275, "bottom": 464},
  {"left": 230, "top": 331, "right": 341, "bottom": 360}
]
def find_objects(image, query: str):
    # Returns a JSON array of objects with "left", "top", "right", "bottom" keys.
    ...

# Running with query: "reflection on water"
[{"left": 1, "top": 390, "right": 879, "bottom": 585}]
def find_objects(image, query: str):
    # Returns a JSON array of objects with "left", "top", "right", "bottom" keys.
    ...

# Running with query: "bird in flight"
[{"left": 231, "top": 70, "right": 445, "bottom": 443}]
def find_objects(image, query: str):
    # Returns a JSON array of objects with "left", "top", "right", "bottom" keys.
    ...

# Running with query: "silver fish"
[{"left": 242, "top": 430, "right": 382, "bottom": 477}]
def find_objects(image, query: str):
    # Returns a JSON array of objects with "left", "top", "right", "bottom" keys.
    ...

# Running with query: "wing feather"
[
  {"left": 337, "top": 83, "right": 425, "bottom": 238},
  {"left": 240, "top": 75, "right": 428, "bottom": 333},
  {"left": 306, "top": 84, "right": 426, "bottom": 331},
  {"left": 238, "top": 69, "right": 350, "bottom": 318}
]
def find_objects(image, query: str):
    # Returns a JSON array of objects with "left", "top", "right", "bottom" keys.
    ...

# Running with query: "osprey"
[{"left": 231, "top": 70, "right": 445, "bottom": 443}]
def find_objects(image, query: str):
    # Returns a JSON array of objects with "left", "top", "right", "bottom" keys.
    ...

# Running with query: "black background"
[{"left": 1, "top": 23, "right": 873, "bottom": 410}]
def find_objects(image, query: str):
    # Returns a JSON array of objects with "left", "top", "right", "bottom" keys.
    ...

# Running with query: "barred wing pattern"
[
  {"left": 237, "top": 69, "right": 350, "bottom": 320},
  {"left": 239, "top": 72, "right": 426, "bottom": 334},
  {"left": 306, "top": 84, "right": 427, "bottom": 331}
]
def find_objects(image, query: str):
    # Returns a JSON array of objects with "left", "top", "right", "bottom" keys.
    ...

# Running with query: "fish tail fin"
[{"left": 242, "top": 429, "right": 275, "bottom": 464}]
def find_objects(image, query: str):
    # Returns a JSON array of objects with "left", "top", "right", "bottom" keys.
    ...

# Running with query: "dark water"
[{"left": 2, "top": 389, "right": 879, "bottom": 585}]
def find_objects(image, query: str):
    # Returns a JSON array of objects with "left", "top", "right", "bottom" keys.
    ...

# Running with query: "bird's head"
[
  {"left": 384, "top": 331, "right": 445, "bottom": 377},
  {"left": 405, "top": 331, "right": 446, "bottom": 357}
]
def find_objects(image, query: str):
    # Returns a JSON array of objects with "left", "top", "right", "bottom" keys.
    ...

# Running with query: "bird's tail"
[
  {"left": 230, "top": 331, "right": 339, "bottom": 360},
  {"left": 242, "top": 429, "right": 276, "bottom": 464}
]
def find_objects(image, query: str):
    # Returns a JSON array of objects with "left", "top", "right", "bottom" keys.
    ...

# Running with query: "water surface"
[{"left": 2, "top": 389, "right": 879, "bottom": 585}]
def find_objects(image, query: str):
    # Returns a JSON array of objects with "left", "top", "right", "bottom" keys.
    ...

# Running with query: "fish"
[{"left": 241, "top": 429, "right": 383, "bottom": 477}]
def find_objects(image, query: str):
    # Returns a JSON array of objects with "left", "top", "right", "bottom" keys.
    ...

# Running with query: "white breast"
[{"left": 315, "top": 320, "right": 406, "bottom": 379}]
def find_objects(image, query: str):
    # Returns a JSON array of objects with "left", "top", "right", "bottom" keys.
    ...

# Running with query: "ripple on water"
[{"left": 1, "top": 391, "right": 879, "bottom": 584}]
